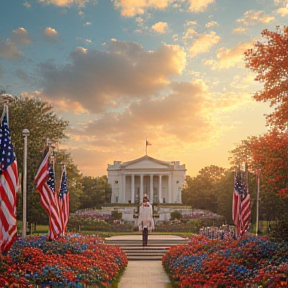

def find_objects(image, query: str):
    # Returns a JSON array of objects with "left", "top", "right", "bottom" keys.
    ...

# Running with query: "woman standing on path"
[{"left": 138, "top": 197, "right": 154, "bottom": 247}]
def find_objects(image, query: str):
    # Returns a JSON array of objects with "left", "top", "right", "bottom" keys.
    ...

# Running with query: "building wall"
[{"left": 107, "top": 156, "right": 186, "bottom": 204}]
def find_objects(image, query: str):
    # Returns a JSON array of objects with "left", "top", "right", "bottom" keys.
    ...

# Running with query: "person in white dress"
[{"left": 138, "top": 197, "right": 154, "bottom": 246}]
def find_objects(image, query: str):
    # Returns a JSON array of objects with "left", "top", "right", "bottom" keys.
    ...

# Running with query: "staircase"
[{"left": 104, "top": 234, "right": 189, "bottom": 261}]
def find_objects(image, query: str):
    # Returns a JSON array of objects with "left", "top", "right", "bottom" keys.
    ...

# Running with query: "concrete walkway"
[
  {"left": 117, "top": 261, "right": 172, "bottom": 288},
  {"left": 106, "top": 234, "right": 184, "bottom": 288}
]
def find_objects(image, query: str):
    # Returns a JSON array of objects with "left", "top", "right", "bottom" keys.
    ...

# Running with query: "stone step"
[
  {"left": 127, "top": 255, "right": 163, "bottom": 260},
  {"left": 120, "top": 246, "right": 169, "bottom": 250},
  {"left": 124, "top": 248, "right": 168, "bottom": 254},
  {"left": 124, "top": 249, "right": 166, "bottom": 261},
  {"left": 104, "top": 239, "right": 188, "bottom": 245},
  {"left": 104, "top": 235, "right": 189, "bottom": 261}
]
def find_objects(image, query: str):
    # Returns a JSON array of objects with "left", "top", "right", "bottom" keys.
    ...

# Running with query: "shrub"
[
  {"left": 67, "top": 214, "right": 111, "bottom": 231},
  {"left": 170, "top": 210, "right": 183, "bottom": 220},
  {"left": 111, "top": 211, "right": 122, "bottom": 220},
  {"left": 187, "top": 219, "right": 202, "bottom": 233},
  {"left": 271, "top": 220, "right": 288, "bottom": 241}
]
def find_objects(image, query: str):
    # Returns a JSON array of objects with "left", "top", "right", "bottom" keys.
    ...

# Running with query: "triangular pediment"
[{"left": 121, "top": 155, "right": 170, "bottom": 170}]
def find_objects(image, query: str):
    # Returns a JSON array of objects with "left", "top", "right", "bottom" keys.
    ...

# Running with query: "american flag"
[
  {"left": 0, "top": 113, "right": 19, "bottom": 252},
  {"left": 34, "top": 147, "right": 62, "bottom": 240},
  {"left": 58, "top": 166, "right": 69, "bottom": 235},
  {"left": 232, "top": 171, "right": 251, "bottom": 238},
  {"left": 146, "top": 139, "right": 152, "bottom": 146}
]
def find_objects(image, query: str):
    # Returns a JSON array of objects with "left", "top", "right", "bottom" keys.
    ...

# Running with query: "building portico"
[{"left": 107, "top": 155, "right": 186, "bottom": 204}]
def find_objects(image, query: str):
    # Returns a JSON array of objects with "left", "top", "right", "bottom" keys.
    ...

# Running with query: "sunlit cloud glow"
[
  {"left": 277, "top": 7, "right": 288, "bottom": 16},
  {"left": 38, "top": 40, "right": 186, "bottom": 113},
  {"left": 216, "top": 41, "right": 254, "bottom": 69},
  {"left": 188, "top": 0, "right": 215, "bottom": 13},
  {"left": 188, "top": 31, "right": 220, "bottom": 58},
  {"left": 42, "top": 27, "right": 59, "bottom": 42},
  {"left": 232, "top": 27, "right": 247, "bottom": 34},
  {"left": 11, "top": 27, "right": 31, "bottom": 45},
  {"left": 1, "top": 0, "right": 278, "bottom": 177},
  {"left": 205, "top": 21, "right": 218, "bottom": 28},
  {"left": 152, "top": 22, "right": 169, "bottom": 33},
  {"left": 37, "top": 0, "right": 90, "bottom": 8},
  {"left": 113, "top": 0, "right": 171, "bottom": 17},
  {"left": 0, "top": 40, "right": 23, "bottom": 58},
  {"left": 237, "top": 10, "right": 274, "bottom": 26}
]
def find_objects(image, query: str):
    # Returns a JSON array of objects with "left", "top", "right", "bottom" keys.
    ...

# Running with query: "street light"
[
  {"left": 22, "top": 128, "right": 30, "bottom": 238},
  {"left": 0, "top": 92, "right": 14, "bottom": 104}
]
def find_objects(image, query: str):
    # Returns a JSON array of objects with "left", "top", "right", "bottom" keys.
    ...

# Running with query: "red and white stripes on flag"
[
  {"left": 0, "top": 162, "right": 18, "bottom": 252},
  {"left": 232, "top": 186, "right": 241, "bottom": 236},
  {"left": 240, "top": 191, "right": 251, "bottom": 235},
  {"left": 232, "top": 171, "right": 251, "bottom": 238},
  {"left": 34, "top": 147, "right": 62, "bottom": 240},
  {"left": 58, "top": 166, "right": 69, "bottom": 236},
  {"left": 0, "top": 112, "right": 19, "bottom": 252}
]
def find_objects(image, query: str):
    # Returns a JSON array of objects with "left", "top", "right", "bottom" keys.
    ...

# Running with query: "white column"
[
  {"left": 168, "top": 174, "right": 171, "bottom": 203},
  {"left": 150, "top": 174, "right": 153, "bottom": 203},
  {"left": 122, "top": 174, "right": 126, "bottom": 203},
  {"left": 131, "top": 174, "right": 135, "bottom": 203},
  {"left": 159, "top": 175, "right": 162, "bottom": 203},
  {"left": 140, "top": 174, "right": 143, "bottom": 202}
]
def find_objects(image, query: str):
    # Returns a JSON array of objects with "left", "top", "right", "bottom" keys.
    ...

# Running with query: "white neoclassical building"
[{"left": 107, "top": 155, "right": 186, "bottom": 204}]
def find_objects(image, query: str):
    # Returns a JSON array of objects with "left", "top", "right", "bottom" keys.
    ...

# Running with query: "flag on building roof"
[
  {"left": 146, "top": 139, "right": 152, "bottom": 146},
  {"left": 58, "top": 165, "right": 69, "bottom": 236},
  {"left": 0, "top": 112, "right": 19, "bottom": 252},
  {"left": 34, "top": 147, "right": 62, "bottom": 240},
  {"left": 232, "top": 170, "right": 251, "bottom": 238}
]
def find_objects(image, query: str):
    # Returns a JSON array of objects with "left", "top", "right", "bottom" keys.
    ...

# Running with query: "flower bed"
[
  {"left": 162, "top": 235, "right": 288, "bottom": 288},
  {"left": 0, "top": 234, "right": 128, "bottom": 288}
]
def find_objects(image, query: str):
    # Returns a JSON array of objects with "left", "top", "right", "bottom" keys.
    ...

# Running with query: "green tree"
[
  {"left": 53, "top": 150, "right": 83, "bottom": 213},
  {"left": 214, "top": 169, "right": 234, "bottom": 224},
  {"left": 79, "top": 176, "right": 96, "bottom": 209},
  {"left": 182, "top": 165, "right": 226, "bottom": 212},
  {"left": 5, "top": 96, "right": 69, "bottom": 225},
  {"left": 228, "top": 140, "right": 252, "bottom": 169},
  {"left": 79, "top": 175, "right": 109, "bottom": 209}
]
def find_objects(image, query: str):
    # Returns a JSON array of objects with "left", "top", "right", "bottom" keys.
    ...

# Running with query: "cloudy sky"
[{"left": 0, "top": 0, "right": 287, "bottom": 177}]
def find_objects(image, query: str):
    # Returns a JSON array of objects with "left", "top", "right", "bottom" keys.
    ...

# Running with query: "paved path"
[
  {"left": 107, "top": 234, "right": 184, "bottom": 288},
  {"left": 117, "top": 261, "right": 172, "bottom": 288}
]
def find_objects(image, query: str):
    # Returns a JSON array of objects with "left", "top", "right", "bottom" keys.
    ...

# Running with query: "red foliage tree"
[
  {"left": 244, "top": 26, "right": 288, "bottom": 129},
  {"left": 248, "top": 129, "right": 288, "bottom": 197}
]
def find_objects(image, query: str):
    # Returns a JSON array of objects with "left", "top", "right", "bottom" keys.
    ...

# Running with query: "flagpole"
[
  {"left": 22, "top": 128, "right": 30, "bottom": 238},
  {"left": 255, "top": 169, "right": 260, "bottom": 236},
  {"left": 145, "top": 138, "right": 152, "bottom": 155}
]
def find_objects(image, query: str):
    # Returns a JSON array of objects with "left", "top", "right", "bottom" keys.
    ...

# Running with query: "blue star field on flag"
[
  {"left": 0, "top": 114, "right": 16, "bottom": 175},
  {"left": 59, "top": 170, "right": 68, "bottom": 200},
  {"left": 234, "top": 174, "right": 247, "bottom": 196},
  {"left": 47, "top": 163, "right": 55, "bottom": 193}
]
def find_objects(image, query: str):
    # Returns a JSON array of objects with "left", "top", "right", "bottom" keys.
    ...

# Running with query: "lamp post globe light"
[{"left": 22, "top": 128, "right": 30, "bottom": 238}]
